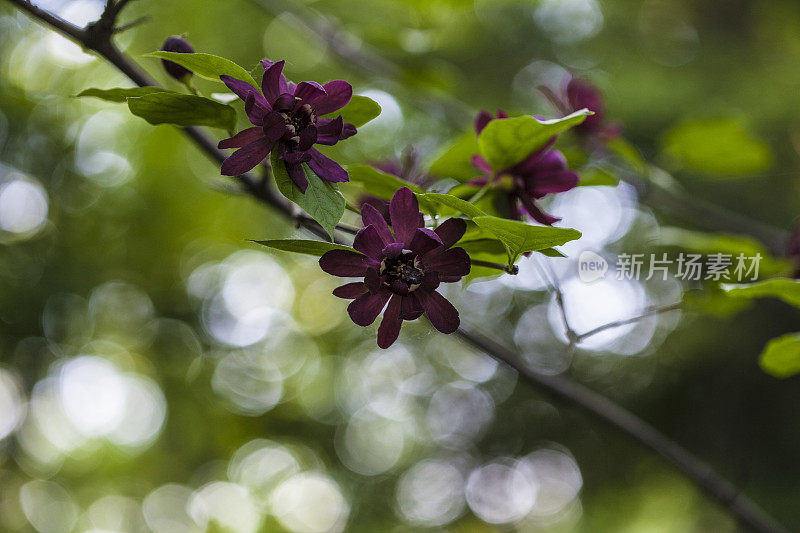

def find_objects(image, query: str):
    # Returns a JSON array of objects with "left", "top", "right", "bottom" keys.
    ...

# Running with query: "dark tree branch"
[{"left": 4, "top": 2, "right": 789, "bottom": 531}]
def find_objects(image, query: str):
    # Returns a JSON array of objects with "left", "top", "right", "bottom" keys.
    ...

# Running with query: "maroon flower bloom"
[
  {"left": 320, "top": 187, "right": 470, "bottom": 348},
  {"left": 218, "top": 60, "right": 356, "bottom": 191},
  {"left": 471, "top": 110, "right": 579, "bottom": 225},
  {"left": 540, "top": 75, "right": 620, "bottom": 140},
  {"left": 160, "top": 36, "right": 194, "bottom": 81}
]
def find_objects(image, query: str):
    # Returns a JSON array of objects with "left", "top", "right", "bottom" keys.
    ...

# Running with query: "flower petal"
[
  {"left": 218, "top": 127, "right": 264, "bottom": 150},
  {"left": 319, "top": 249, "right": 375, "bottom": 277},
  {"left": 285, "top": 160, "right": 309, "bottom": 192},
  {"left": 220, "top": 75, "right": 266, "bottom": 107},
  {"left": 389, "top": 187, "right": 421, "bottom": 246},
  {"left": 409, "top": 228, "right": 443, "bottom": 256},
  {"left": 315, "top": 117, "right": 344, "bottom": 146},
  {"left": 333, "top": 282, "right": 368, "bottom": 299},
  {"left": 381, "top": 243, "right": 404, "bottom": 258},
  {"left": 474, "top": 110, "right": 493, "bottom": 134},
  {"left": 400, "top": 293, "right": 424, "bottom": 321},
  {"left": 418, "top": 290, "right": 460, "bottom": 334},
  {"left": 471, "top": 155, "right": 493, "bottom": 175},
  {"left": 377, "top": 295, "right": 403, "bottom": 348},
  {"left": 261, "top": 59, "right": 288, "bottom": 104},
  {"left": 297, "top": 125, "right": 318, "bottom": 152},
  {"left": 244, "top": 92, "right": 270, "bottom": 125},
  {"left": 353, "top": 225, "right": 386, "bottom": 260},
  {"left": 360, "top": 203, "right": 393, "bottom": 246},
  {"left": 433, "top": 217, "right": 467, "bottom": 248},
  {"left": 293, "top": 81, "right": 326, "bottom": 105},
  {"left": 365, "top": 268, "right": 381, "bottom": 292},
  {"left": 307, "top": 149, "right": 349, "bottom": 183},
  {"left": 341, "top": 122, "right": 357, "bottom": 140},
  {"left": 528, "top": 170, "right": 579, "bottom": 197},
  {"left": 313, "top": 80, "right": 353, "bottom": 115},
  {"left": 272, "top": 93, "right": 296, "bottom": 112},
  {"left": 348, "top": 290, "right": 391, "bottom": 326},
  {"left": 423, "top": 247, "right": 471, "bottom": 278},
  {"left": 220, "top": 137, "right": 271, "bottom": 176},
  {"left": 262, "top": 111, "right": 289, "bottom": 145},
  {"left": 518, "top": 194, "right": 560, "bottom": 226}
]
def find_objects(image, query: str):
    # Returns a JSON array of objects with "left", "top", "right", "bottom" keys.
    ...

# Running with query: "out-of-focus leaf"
[
  {"left": 478, "top": 109, "right": 592, "bottom": 171},
  {"left": 758, "top": 333, "right": 800, "bottom": 378},
  {"left": 661, "top": 118, "right": 772, "bottom": 176},
  {"left": 472, "top": 216, "right": 581, "bottom": 262},
  {"left": 146, "top": 51, "right": 259, "bottom": 88},
  {"left": 76, "top": 87, "right": 175, "bottom": 102},
  {"left": 428, "top": 132, "right": 481, "bottom": 182},
  {"left": 253, "top": 239, "right": 359, "bottom": 256},
  {"left": 578, "top": 166, "right": 619, "bottom": 187},
  {"left": 271, "top": 151, "right": 345, "bottom": 241},
  {"left": 127, "top": 93, "right": 237, "bottom": 130},
  {"left": 658, "top": 227, "right": 791, "bottom": 276},
  {"left": 608, "top": 137, "right": 647, "bottom": 174},
  {"left": 324, "top": 95, "right": 381, "bottom": 127},
  {"left": 720, "top": 278, "right": 800, "bottom": 309}
]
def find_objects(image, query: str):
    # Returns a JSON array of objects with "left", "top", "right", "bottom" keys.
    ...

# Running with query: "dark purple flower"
[
  {"left": 320, "top": 187, "right": 470, "bottom": 348},
  {"left": 217, "top": 60, "right": 356, "bottom": 191},
  {"left": 470, "top": 110, "right": 579, "bottom": 225},
  {"left": 540, "top": 75, "right": 621, "bottom": 140},
  {"left": 160, "top": 36, "right": 194, "bottom": 81}
]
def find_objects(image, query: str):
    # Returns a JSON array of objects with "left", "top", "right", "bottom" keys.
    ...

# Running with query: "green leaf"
[
  {"left": 472, "top": 216, "right": 581, "bottom": 262},
  {"left": 478, "top": 109, "right": 592, "bottom": 171},
  {"left": 661, "top": 118, "right": 772, "bottom": 176},
  {"left": 578, "top": 166, "right": 619, "bottom": 187},
  {"left": 271, "top": 151, "right": 345, "bottom": 241},
  {"left": 77, "top": 86, "right": 175, "bottom": 103},
  {"left": 126, "top": 93, "right": 237, "bottom": 130},
  {"left": 758, "top": 333, "right": 800, "bottom": 378},
  {"left": 419, "top": 192, "right": 487, "bottom": 218},
  {"left": 324, "top": 95, "right": 381, "bottom": 128},
  {"left": 720, "top": 278, "right": 800, "bottom": 309},
  {"left": 253, "top": 239, "right": 359, "bottom": 256},
  {"left": 345, "top": 165, "right": 436, "bottom": 214},
  {"left": 146, "top": 51, "right": 259, "bottom": 89},
  {"left": 428, "top": 132, "right": 481, "bottom": 182}
]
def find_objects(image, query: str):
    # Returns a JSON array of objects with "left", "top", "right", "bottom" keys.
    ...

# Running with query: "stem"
[
  {"left": 5, "top": 2, "right": 788, "bottom": 531},
  {"left": 471, "top": 259, "right": 518, "bottom": 274},
  {"left": 576, "top": 302, "right": 683, "bottom": 342}
]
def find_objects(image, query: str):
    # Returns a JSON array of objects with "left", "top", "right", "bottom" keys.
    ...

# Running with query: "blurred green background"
[{"left": 1, "top": 0, "right": 799, "bottom": 531}]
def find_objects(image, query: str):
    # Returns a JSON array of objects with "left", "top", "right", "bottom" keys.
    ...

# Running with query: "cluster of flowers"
[{"left": 161, "top": 38, "right": 614, "bottom": 347}]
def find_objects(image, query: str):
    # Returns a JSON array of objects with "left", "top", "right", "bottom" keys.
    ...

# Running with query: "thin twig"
[
  {"left": 4, "top": 3, "right": 788, "bottom": 531},
  {"left": 576, "top": 302, "right": 683, "bottom": 342}
]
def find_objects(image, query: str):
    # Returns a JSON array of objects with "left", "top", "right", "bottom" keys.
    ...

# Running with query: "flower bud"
[{"left": 160, "top": 36, "right": 194, "bottom": 81}]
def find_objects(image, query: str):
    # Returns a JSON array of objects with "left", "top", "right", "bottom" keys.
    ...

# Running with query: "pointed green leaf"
[
  {"left": 418, "top": 192, "right": 487, "bottom": 219},
  {"left": 146, "top": 51, "right": 259, "bottom": 88},
  {"left": 253, "top": 239, "right": 359, "bottom": 256},
  {"left": 720, "top": 278, "right": 800, "bottom": 309},
  {"left": 758, "top": 333, "right": 800, "bottom": 378},
  {"left": 77, "top": 86, "right": 175, "bottom": 103},
  {"left": 324, "top": 95, "right": 381, "bottom": 127},
  {"left": 428, "top": 132, "right": 481, "bottom": 182},
  {"left": 126, "top": 93, "right": 236, "bottom": 130},
  {"left": 472, "top": 216, "right": 581, "bottom": 261},
  {"left": 271, "top": 151, "right": 346, "bottom": 241},
  {"left": 478, "top": 109, "right": 592, "bottom": 171}
]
